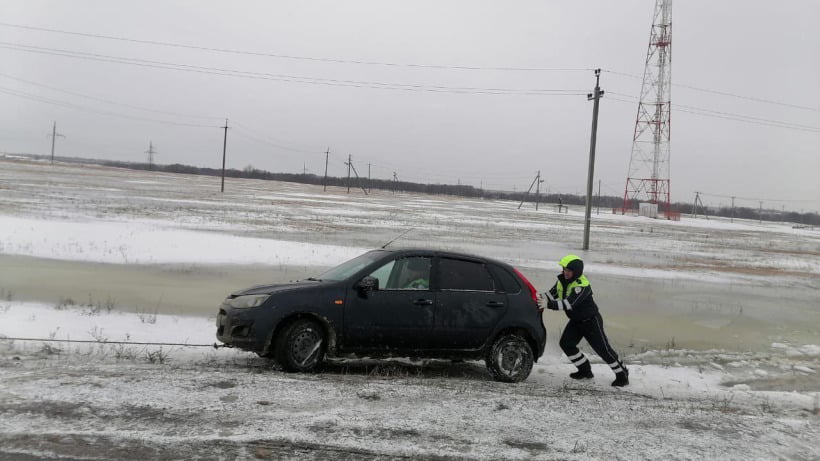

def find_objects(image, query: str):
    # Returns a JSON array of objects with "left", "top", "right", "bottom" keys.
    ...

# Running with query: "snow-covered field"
[{"left": 0, "top": 157, "right": 818, "bottom": 459}]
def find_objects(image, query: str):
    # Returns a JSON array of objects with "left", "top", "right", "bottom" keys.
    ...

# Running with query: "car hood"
[{"left": 230, "top": 280, "right": 324, "bottom": 297}]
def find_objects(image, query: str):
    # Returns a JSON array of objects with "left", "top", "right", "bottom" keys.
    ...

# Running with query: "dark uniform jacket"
[{"left": 546, "top": 273, "right": 600, "bottom": 321}]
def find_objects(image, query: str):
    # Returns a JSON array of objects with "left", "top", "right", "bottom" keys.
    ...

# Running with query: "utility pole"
[
  {"left": 393, "top": 172, "right": 398, "bottom": 194},
  {"left": 692, "top": 191, "right": 699, "bottom": 216},
  {"left": 220, "top": 119, "right": 229, "bottom": 193},
  {"left": 48, "top": 121, "right": 65, "bottom": 164},
  {"left": 517, "top": 172, "right": 540, "bottom": 210},
  {"left": 349, "top": 160, "right": 368, "bottom": 195},
  {"left": 759, "top": 201, "right": 763, "bottom": 224},
  {"left": 303, "top": 163, "right": 308, "bottom": 175},
  {"left": 692, "top": 191, "right": 707, "bottom": 219},
  {"left": 145, "top": 141, "right": 157, "bottom": 171},
  {"left": 346, "top": 154, "right": 352, "bottom": 193},
  {"left": 368, "top": 163, "right": 372, "bottom": 193},
  {"left": 535, "top": 170, "right": 543, "bottom": 211},
  {"left": 323, "top": 148, "right": 329, "bottom": 192},
  {"left": 583, "top": 69, "right": 604, "bottom": 251}
]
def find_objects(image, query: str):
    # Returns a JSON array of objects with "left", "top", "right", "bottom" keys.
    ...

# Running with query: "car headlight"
[{"left": 226, "top": 294, "right": 270, "bottom": 309}]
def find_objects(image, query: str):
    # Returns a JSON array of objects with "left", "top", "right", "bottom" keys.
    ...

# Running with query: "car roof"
[{"left": 375, "top": 247, "right": 514, "bottom": 270}]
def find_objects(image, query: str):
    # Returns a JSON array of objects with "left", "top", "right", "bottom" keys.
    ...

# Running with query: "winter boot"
[
  {"left": 569, "top": 361, "right": 594, "bottom": 380},
  {"left": 611, "top": 367, "right": 629, "bottom": 387}
]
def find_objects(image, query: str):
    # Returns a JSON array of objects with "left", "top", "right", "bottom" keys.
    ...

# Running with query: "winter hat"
[
  {"left": 558, "top": 254, "right": 584, "bottom": 278},
  {"left": 566, "top": 258, "right": 584, "bottom": 278}
]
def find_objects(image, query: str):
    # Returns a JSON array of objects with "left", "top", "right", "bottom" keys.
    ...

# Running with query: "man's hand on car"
[{"left": 541, "top": 294, "right": 559, "bottom": 310}]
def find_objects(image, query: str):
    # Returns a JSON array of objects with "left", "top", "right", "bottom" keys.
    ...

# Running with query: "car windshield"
[{"left": 316, "top": 250, "right": 385, "bottom": 281}]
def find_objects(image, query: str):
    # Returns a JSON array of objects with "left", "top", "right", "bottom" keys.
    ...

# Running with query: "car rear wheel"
[
  {"left": 485, "top": 333, "right": 533, "bottom": 383},
  {"left": 274, "top": 319, "right": 326, "bottom": 372}
]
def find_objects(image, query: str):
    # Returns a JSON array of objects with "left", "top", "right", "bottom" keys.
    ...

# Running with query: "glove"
[{"left": 541, "top": 292, "right": 559, "bottom": 310}]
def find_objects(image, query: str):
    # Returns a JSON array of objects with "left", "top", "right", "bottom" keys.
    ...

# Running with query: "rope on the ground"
[{"left": 0, "top": 336, "right": 229, "bottom": 348}]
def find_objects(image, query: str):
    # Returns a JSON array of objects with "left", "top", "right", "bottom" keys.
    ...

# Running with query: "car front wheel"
[
  {"left": 485, "top": 333, "right": 533, "bottom": 383},
  {"left": 274, "top": 319, "right": 326, "bottom": 372}
]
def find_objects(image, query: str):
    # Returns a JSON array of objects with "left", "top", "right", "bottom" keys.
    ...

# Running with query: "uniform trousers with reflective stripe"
[{"left": 559, "top": 313, "right": 623, "bottom": 372}]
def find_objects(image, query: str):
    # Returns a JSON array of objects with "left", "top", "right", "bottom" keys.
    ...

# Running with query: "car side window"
[
  {"left": 438, "top": 258, "right": 495, "bottom": 292},
  {"left": 366, "top": 260, "right": 395, "bottom": 290},
  {"left": 371, "top": 257, "right": 431, "bottom": 290}
]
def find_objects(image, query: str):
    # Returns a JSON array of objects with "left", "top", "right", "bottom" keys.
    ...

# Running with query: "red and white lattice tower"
[{"left": 622, "top": 0, "right": 673, "bottom": 214}]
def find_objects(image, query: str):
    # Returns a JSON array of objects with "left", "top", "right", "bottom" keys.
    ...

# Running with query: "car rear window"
[
  {"left": 438, "top": 258, "right": 495, "bottom": 292},
  {"left": 491, "top": 266, "right": 522, "bottom": 294}
]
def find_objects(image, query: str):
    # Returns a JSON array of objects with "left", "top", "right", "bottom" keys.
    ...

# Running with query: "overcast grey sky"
[{"left": 2, "top": 1, "right": 819, "bottom": 211}]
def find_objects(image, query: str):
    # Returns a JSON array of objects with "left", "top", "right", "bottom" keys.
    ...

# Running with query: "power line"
[
  {"left": 0, "top": 22, "right": 593, "bottom": 73},
  {"left": 232, "top": 123, "right": 325, "bottom": 155},
  {"left": 0, "top": 72, "right": 222, "bottom": 121},
  {"left": 13, "top": 42, "right": 812, "bottom": 134},
  {"left": 0, "top": 85, "right": 216, "bottom": 128},
  {"left": 232, "top": 121, "right": 323, "bottom": 151},
  {"left": 607, "top": 92, "right": 820, "bottom": 133},
  {"left": 673, "top": 82, "right": 820, "bottom": 113},
  {"left": 697, "top": 191, "right": 818, "bottom": 204},
  {"left": 2, "top": 22, "right": 813, "bottom": 111},
  {"left": 603, "top": 69, "right": 820, "bottom": 113},
  {"left": 0, "top": 42, "right": 588, "bottom": 96},
  {"left": 0, "top": 73, "right": 327, "bottom": 154},
  {"left": 674, "top": 106, "right": 820, "bottom": 133}
]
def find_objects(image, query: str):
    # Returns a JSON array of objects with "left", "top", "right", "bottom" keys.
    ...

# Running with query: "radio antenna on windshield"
[{"left": 381, "top": 227, "right": 415, "bottom": 249}]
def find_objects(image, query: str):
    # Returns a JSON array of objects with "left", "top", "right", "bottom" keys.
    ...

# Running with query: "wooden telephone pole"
[
  {"left": 48, "top": 121, "right": 65, "bottom": 164},
  {"left": 583, "top": 69, "right": 604, "bottom": 251},
  {"left": 220, "top": 119, "right": 229, "bottom": 193}
]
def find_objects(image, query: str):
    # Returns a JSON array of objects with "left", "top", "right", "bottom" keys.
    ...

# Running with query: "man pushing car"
[{"left": 541, "top": 255, "right": 629, "bottom": 387}]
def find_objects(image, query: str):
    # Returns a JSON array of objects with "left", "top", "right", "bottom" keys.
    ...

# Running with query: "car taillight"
[{"left": 513, "top": 268, "right": 541, "bottom": 311}]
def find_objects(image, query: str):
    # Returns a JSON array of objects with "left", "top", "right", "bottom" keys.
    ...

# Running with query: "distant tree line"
[{"left": 39, "top": 155, "right": 820, "bottom": 227}]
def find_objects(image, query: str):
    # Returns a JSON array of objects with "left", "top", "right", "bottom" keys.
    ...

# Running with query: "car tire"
[
  {"left": 485, "top": 333, "right": 533, "bottom": 383},
  {"left": 274, "top": 319, "right": 326, "bottom": 373}
]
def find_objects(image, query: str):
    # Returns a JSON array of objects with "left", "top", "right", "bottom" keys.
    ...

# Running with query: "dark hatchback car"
[{"left": 217, "top": 248, "right": 546, "bottom": 382}]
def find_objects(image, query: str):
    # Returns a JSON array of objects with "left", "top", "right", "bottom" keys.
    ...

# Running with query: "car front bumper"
[{"left": 216, "top": 305, "right": 264, "bottom": 352}]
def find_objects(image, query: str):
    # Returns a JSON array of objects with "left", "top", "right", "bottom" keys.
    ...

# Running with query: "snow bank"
[{"left": 0, "top": 216, "right": 366, "bottom": 266}]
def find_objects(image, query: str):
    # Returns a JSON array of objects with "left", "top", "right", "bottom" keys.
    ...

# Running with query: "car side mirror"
[{"left": 357, "top": 276, "right": 379, "bottom": 296}]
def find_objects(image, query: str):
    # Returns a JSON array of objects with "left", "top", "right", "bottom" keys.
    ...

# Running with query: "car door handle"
[
  {"left": 413, "top": 298, "right": 434, "bottom": 306},
  {"left": 486, "top": 301, "right": 505, "bottom": 308}
]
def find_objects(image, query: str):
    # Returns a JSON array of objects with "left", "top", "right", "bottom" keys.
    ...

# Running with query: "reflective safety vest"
[{"left": 555, "top": 274, "right": 590, "bottom": 300}]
